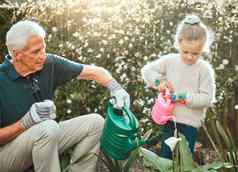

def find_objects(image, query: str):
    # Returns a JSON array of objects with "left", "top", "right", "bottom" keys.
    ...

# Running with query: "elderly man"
[{"left": 0, "top": 20, "right": 130, "bottom": 172}]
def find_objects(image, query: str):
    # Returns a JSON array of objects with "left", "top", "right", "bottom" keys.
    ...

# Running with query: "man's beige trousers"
[{"left": 0, "top": 114, "right": 104, "bottom": 172}]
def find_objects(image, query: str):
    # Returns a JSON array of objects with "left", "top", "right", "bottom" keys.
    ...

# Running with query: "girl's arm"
[
  {"left": 186, "top": 63, "right": 216, "bottom": 109},
  {"left": 141, "top": 56, "right": 168, "bottom": 88}
]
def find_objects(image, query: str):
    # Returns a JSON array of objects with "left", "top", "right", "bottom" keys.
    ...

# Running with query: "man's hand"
[
  {"left": 20, "top": 100, "right": 56, "bottom": 129},
  {"left": 107, "top": 80, "right": 130, "bottom": 109}
]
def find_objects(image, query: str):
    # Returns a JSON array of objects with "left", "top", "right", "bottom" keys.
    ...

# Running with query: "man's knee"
[
  {"left": 36, "top": 120, "right": 62, "bottom": 142},
  {"left": 89, "top": 113, "right": 104, "bottom": 130}
]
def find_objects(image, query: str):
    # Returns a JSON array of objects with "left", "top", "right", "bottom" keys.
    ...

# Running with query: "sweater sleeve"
[
  {"left": 187, "top": 62, "right": 216, "bottom": 109},
  {"left": 141, "top": 54, "right": 171, "bottom": 88}
]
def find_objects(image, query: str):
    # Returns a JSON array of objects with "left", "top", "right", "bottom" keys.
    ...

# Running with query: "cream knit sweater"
[{"left": 141, "top": 53, "right": 216, "bottom": 128}]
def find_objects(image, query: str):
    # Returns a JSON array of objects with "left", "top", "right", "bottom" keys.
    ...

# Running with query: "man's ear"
[{"left": 12, "top": 49, "right": 21, "bottom": 61}]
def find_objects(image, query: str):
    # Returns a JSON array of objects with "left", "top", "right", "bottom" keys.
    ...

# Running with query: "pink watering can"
[
  {"left": 150, "top": 80, "right": 187, "bottom": 125},
  {"left": 151, "top": 88, "right": 176, "bottom": 125}
]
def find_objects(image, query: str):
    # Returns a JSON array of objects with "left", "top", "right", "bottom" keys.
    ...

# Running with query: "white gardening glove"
[
  {"left": 107, "top": 79, "right": 130, "bottom": 109},
  {"left": 20, "top": 100, "right": 56, "bottom": 129}
]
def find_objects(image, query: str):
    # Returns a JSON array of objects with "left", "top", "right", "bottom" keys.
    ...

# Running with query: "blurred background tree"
[{"left": 0, "top": 0, "right": 238, "bottom": 160}]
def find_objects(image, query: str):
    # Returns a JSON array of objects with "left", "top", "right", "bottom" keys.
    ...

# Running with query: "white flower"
[
  {"left": 82, "top": 18, "right": 87, "bottom": 22},
  {"left": 135, "top": 52, "right": 140, "bottom": 57},
  {"left": 235, "top": 65, "right": 238, "bottom": 71},
  {"left": 112, "top": 34, "right": 116, "bottom": 39},
  {"left": 96, "top": 54, "right": 102, "bottom": 58},
  {"left": 102, "top": 40, "right": 108, "bottom": 45},
  {"left": 143, "top": 56, "right": 148, "bottom": 61},
  {"left": 84, "top": 42, "right": 88, "bottom": 48},
  {"left": 67, "top": 109, "right": 72, "bottom": 114},
  {"left": 76, "top": 49, "right": 82, "bottom": 54},
  {"left": 87, "top": 48, "right": 93, "bottom": 53},
  {"left": 131, "top": 66, "right": 136, "bottom": 72},
  {"left": 150, "top": 53, "right": 157, "bottom": 58},
  {"left": 129, "top": 43, "right": 133, "bottom": 48},
  {"left": 124, "top": 36, "right": 129, "bottom": 41},
  {"left": 124, "top": 50, "right": 129, "bottom": 55},
  {"left": 234, "top": 105, "right": 238, "bottom": 110},
  {"left": 216, "top": 64, "right": 225, "bottom": 70},
  {"left": 165, "top": 137, "right": 182, "bottom": 152},
  {"left": 222, "top": 59, "right": 229, "bottom": 65},
  {"left": 66, "top": 99, "right": 72, "bottom": 104},
  {"left": 52, "top": 27, "right": 58, "bottom": 33},
  {"left": 119, "top": 39, "right": 124, "bottom": 45},
  {"left": 71, "top": 45, "right": 75, "bottom": 50},
  {"left": 70, "top": 94, "right": 75, "bottom": 99},
  {"left": 73, "top": 32, "right": 79, "bottom": 38}
]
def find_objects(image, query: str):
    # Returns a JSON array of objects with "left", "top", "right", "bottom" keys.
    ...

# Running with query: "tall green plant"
[
  {"left": 142, "top": 134, "right": 232, "bottom": 172},
  {"left": 203, "top": 117, "right": 238, "bottom": 172}
]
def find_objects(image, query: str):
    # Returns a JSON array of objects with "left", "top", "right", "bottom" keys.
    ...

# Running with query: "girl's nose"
[{"left": 186, "top": 54, "right": 193, "bottom": 60}]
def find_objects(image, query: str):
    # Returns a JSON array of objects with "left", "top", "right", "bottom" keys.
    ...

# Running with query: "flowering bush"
[{"left": 1, "top": 0, "right": 238, "bottom": 144}]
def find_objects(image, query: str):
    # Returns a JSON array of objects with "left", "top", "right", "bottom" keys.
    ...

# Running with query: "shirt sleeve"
[
  {"left": 50, "top": 54, "right": 84, "bottom": 88},
  {"left": 141, "top": 54, "right": 172, "bottom": 88},
  {"left": 187, "top": 62, "right": 216, "bottom": 109}
]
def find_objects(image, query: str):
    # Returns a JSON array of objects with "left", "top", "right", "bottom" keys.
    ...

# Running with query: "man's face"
[
  {"left": 15, "top": 36, "right": 46, "bottom": 73},
  {"left": 179, "top": 40, "right": 204, "bottom": 65}
]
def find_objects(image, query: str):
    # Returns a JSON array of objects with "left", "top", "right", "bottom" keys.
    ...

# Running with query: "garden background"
[{"left": 1, "top": 0, "right": 238, "bottom": 170}]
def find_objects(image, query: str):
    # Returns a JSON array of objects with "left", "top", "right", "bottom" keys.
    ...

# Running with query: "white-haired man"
[{"left": 0, "top": 20, "right": 130, "bottom": 172}]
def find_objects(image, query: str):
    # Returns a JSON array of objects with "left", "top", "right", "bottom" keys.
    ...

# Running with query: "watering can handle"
[
  {"left": 109, "top": 97, "right": 137, "bottom": 130},
  {"left": 122, "top": 105, "right": 137, "bottom": 130}
]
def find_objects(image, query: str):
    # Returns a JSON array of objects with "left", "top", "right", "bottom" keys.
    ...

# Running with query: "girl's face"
[{"left": 179, "top": 40, "right": 204, "bottom": 65}]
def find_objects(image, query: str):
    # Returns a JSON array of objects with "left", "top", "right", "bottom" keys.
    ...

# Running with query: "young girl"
[{"left": 141, "top": 15, "right": 216, "bottom": 159}]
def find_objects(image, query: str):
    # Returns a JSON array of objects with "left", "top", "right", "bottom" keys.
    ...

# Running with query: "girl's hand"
[
  {"left": 158, "top": 80, "right": 173, "bottom": 93},
  {"left": 173, "top": 92, "right": 189, "bottom": 104}
]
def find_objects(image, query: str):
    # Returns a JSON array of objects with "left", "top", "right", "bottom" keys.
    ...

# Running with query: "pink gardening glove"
[{"left": 151, "top": 92, "right": 175, "bottom": 125}]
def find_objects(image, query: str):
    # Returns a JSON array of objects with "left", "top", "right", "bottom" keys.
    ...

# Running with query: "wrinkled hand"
[
  {"left": 107, "top": 79, "right": 130, "bottom": 109},
  {"left": 110, "top": 88, "right": 130, "bottom": 109},
  {"left": 20, "top": 100, "right": 56, "bottom": 129}
]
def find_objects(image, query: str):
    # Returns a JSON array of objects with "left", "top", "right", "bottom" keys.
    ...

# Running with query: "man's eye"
[{"left": 32, "top": 49, "right": 40, "bottom": 54}]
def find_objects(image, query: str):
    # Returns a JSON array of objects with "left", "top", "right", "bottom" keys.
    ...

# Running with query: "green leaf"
[
  {"left": 216, "top": 121, "right": 232, "bottom": 150},
  {"left": 177, "top": 134, "right": 197, "bottom": 171},
  {"left": 139, "top": 147, "right": 173, "bottom": 172},
  {"left": 223, "top": 162, "right": 233, "bottom": 168},
  {"left": 201, "top": 161, "right": 223, "bottom": 170},
  {"left": 123, "top": 148, "right": 140, "bottom": 172}
]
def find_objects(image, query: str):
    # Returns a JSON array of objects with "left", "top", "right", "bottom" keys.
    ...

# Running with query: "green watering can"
[{"left": 100, "top": 101, "right": 147, "bottom": 160}]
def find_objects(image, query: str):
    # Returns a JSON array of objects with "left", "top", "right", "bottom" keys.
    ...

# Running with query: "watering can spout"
[{"left": 130, "top": 139, "right": 147, "bottom": 150}]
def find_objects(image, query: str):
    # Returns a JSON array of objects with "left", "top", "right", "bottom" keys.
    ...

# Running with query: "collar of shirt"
[{"left": 3, "top": 55, "right": 21, "bottom": 80}]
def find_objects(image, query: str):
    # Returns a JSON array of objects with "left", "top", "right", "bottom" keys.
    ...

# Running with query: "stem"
[{"left": 201, "top": 123, "right": 224, "bottom": 161}]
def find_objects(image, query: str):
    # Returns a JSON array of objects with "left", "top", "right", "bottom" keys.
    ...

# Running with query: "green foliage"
[
  {"left": 203, "top": 117, "right": 238, "bottom": 172},
  {"left": 1, "top": 0, "right": 237, "bottom": 129},
  {"left": 141, "top": 134, "right": 232, "bottom": 172},
  {"left": 1, "top": 0, "right": 238, "bottom": 168}
]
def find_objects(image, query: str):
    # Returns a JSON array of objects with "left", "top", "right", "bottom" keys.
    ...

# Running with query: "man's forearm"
[
  {"left": 0, "top": 121, "right": 25, "bottom": 146},
  {"left": 78, "top": 65, "right": 113, "bottom": 86}
]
